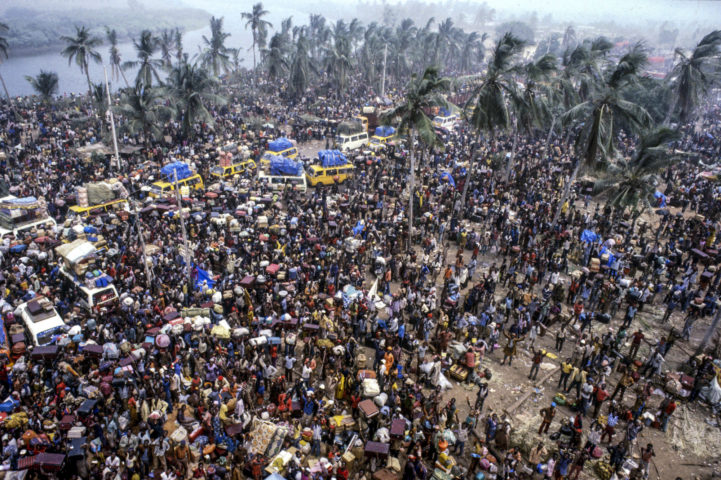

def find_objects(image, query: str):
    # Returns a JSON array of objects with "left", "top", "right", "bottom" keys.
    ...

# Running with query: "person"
[
  {"left": 601, "top": 407, "right": 619, "bottom": 444},
  {"left": 640, "top": 443, "right": 655, "bottom": 478},
  {"left": 569, "top": 449, "right": 590, "bottom": 480},
  {"left": 474, "top": 382, "right": 489, "bottom": 411},
  {"left": 659, "top": 396, "right": 677, "bottom": 432},
  {"left": 529, "top": 347, "right": 543, "bottom": 381},
  {"left": 539, "top": 402, "right": 556, "bottom": 435},
  {"left": 528, "top": 442, "right": 547, "bottom": 471},
  {"left": 558, "top": 358, "right": 573, "bottom": 391},
  {"left": 609, "top": 442, "right": 628, "bottom": 472},
  {"left": 454, "top": 423, "right": 468, "bottom": 456}
]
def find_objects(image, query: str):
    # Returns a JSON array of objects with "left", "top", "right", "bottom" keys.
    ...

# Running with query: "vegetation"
[
  {"left": 242, "top": 3, "right": 272, "bottom": 75},
  {"left": 24, "top": 70, "right": 58, "bottom": 101},
  {"left": 60, "top": 26, "right": 102, "bottom": 96},
  {"left": 2, "top": 6, "right": 209, "bottom": 52}
]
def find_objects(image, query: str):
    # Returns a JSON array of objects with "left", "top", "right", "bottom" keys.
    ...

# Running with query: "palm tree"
[
  {"left": 0, "top": 22, "right": 11, "bottom": 100},
  {"left": 242, "top": 3, "right": 272, "bottom": 74},
  {"left": 461, "top": 33, "right": 526, "bottom": 209},
  {"left": 323, "top": 33, "right": 353, "bottom": 96},
  {"left": 434, "top": 18, "right": 457, "bottom": 69},
  {"left": 554, "top": 43, "right": 653, "bottom": 226},
  {"left": 666, "top": 30, "right": 721, "bottom": 124},
  {"left": 24, "top": 71, "right": 59, "bottom": 102},
  {"left": 288, "top": 34, "right": 312, "bottom": 99},
  {"left": 105, "top": 28, "right": 130, "bottom": 87},
  {"left": 594, "top": 127, "right": 680, "bottom": 224},
  {"left": 175, "top": 28, "right": 184, "bottom": 65},
  {"left": 382, "top": 66, "right": 450, "bottom": 248},
  {"left": 264, "top": 33, "right": 289, "bottom": 81},
  {"left": 117, "top": 85, "right": 169, "bottom": 146},
  {"left": 459, "top": 32, "right": 485, "bottom": 74},
  {"left": 91, "top": 82, "right": 108, "bottom": 132},
  {"left": 158, "top": 29, "right": 176, "bottom": 68},
  {"left": 164, "top": 61, "right": 226, "bottom": 139},
  {"left": 200, "top": 17, "right": 232, "bottom": 77},
  {"left": 124, "top": 30, "right": 164, "bottom": 88},
  {"left": 60, "top": 26, "right": 102, "bottom": 96}
]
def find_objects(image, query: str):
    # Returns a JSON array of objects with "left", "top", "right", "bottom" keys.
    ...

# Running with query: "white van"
[
  {"left": 0, "top": 195, "right": 57, "bottom": 238},
  {"left": 59, "top": 268, "right": 119, "bottom": 311},
  {"left": 15, "top": 296, "right": 67, "bottom": 346},
  {"left": 258, "top": 171, "right": 308, "bottom": 193},
  {"left": 336, "top": 132, "right": 369, "bottom": 152},
  {"left": 432, "top": 114, "right": 459, "bottom": 131}
]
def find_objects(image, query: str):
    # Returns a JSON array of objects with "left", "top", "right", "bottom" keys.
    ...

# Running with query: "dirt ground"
[{"left": 285, "top": 138, "right": 721, "bottom": 478}]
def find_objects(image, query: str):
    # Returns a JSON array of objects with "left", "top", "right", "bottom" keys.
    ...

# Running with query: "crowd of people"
[{"left": 0, "top": 75, "right": 720, "bottom": 480}]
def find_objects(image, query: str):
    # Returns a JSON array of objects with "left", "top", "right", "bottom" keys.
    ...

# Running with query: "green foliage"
[
  {"left": 3, "top": 7, "right": 209, "bottom": 52},
  {"left": 24, "top": 70, "right": 58, "bottom": 101}
]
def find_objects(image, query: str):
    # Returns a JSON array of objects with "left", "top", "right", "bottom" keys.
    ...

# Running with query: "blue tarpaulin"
[
  {"left": 580, "top": 230, "right": 599, "bottom": 243},
  {"left": 318, "top": 150, "right": 348, "bottom": 167},
  {"left": 194, "top": 266, "right": 216, "bottom": 290},
  {"left": 600, "top": 246, "right": 616, "bottom": 266},
  {"left": 269, "top": 157, "right": 303, "bottom": 176},
  {"left": 352, "top": 221, "right": 364, "bottom": 236},
  {"left": 654, "top": 191, "right": 667, "bottom": 207},
  {"left": 160, "top": 162, "right": 192, "bottom": 182},
  {"left": 374, "top": 126, "right": 395, "bottom": 137},
  {"left": 268, "top": 138, "right": 293, "bottom": 152},
  {"left": 440, "top": 172, "right": 456, "bottom": 187}
]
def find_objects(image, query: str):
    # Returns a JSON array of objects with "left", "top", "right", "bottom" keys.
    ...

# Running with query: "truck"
[{"left": 355, "top": 105, "right": 380, "bottom": 132}]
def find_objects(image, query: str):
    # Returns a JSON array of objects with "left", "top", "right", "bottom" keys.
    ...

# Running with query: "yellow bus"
[
  {"left": 260, "top": 138, "right": 299, "bottom": 167},
  {"left": 69, "top": 199, "right": 129, "bottom": 217},
  {"left": 306, "top": 164, "right": 355, "bottom": 187},
  {"left": 210, "top": 160, "right": 257, "bottom": 180},
  {"left": 149, "top": 173, "right": 204, "bottom": 198}
]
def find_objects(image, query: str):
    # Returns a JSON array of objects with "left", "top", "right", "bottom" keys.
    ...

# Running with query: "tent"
[
  {"left": 318, "top": 150, "right": 348, "bottom": 167},
  {"left": 268, "top": 138, "right": 293, "bottom": 152}
]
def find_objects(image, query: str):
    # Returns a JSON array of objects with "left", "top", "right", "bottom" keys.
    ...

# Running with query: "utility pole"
[
  {"left": 173, "top": 169, "right": 193, "bottom": 294},
  {"left": 381, "top": 43, "right": 388, "bottom": 99},
  {"left": 103, "top": 66, "right": 121, "bottom": 171},
  {"left": 694, "top": 300, "right": 721, "bottom": 357}
]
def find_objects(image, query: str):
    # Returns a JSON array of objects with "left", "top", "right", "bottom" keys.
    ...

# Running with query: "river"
[{"left": 0, "top": 3, "right": 311, "bottom": 97}]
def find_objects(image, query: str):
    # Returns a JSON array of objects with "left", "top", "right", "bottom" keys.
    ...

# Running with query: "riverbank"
[{"left": 2, "top": 6, "right": 211, "bottom": 53}]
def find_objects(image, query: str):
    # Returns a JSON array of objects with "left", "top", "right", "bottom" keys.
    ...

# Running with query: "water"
[{"left": 0, "top": 3, "right": 310, "bottom": 97}]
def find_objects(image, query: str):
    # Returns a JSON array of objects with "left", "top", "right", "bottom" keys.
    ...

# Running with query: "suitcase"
[
  {"left": 82, "top": 344, "right": 103, "bottom": 357},
  {"left": 266, "top": 264, "right": 280, "bottom": 275},
  {"left": 450, "top": 364, "right": 469, "bottom": 381},
  {"left": 390, "top": 419, "right": 405, "bottom": 438},
  {"left": 77, "top": 399, "right": 97, "bottom": 417},
  {"left": 365, "top": 441, "right": 390, "bottom": 457},
  {"left": 60, "top": 414, "right": 76, "bottom": 431},
  {"left": 68, "top": 426, "right": 86, "bottom": 439},
  {"left": 358, "top": 369, "right": 376, "bottom": 380},
  {"left": 373, "top": 468, "right": 400, "bottom": 480},
  {"left": 359, "top": 399, "right": 379, "bottom": 419},
  {"left": 34, "top": 453, "right": 65, "bottom": 472},
  {"left": 239, "top": 276, "right": 255, "bottom": 288}
]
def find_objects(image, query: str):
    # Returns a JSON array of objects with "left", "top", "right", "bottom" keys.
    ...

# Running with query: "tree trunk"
[
  {"left": 551, "top": 158, "right": 581, "bottom": 228},
  {"left": 119, "top": 64, "right": 130, "bottom": 88},
  {"left": 458, "top": 142, "right": 478, "bottom": 220},
  {"left": 408, "top": 130, "right": 416, "bottom": 250},
  {"left": 545, "top": 115, "right": 557, "bottom": 153},
  {"left": 0, "top": 71, "right": 11, "bottom": 100},
  {"left": 85, "top": 66, "right": 93, "bottom": 98},
  {"left": 695, "top": 305, "right": 721, "bottom": 357},
  {"left": 504, "top": 118, "right": 518, "bottom": 183}
]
